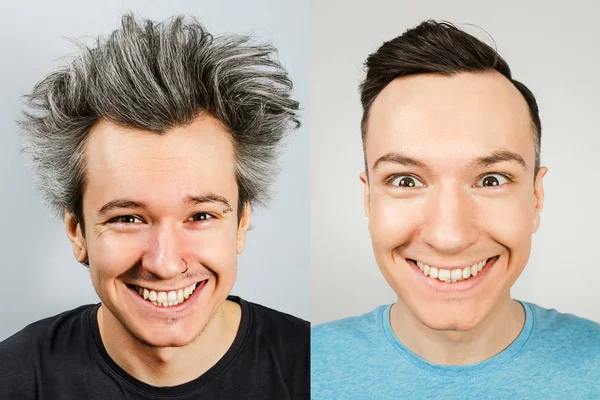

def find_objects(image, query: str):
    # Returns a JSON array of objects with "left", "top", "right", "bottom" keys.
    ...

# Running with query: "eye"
[
  {"left": 476, "top": 173, "right": 510, "bottom": 187},
  {"left": 109, "top": 215, "right": 142, "bottom": 224},
  {"left": 390, "top": 175, "right": 424, "bottom": 188},
  {"left": 189, "top": 212, "right": 214, "bottom": 222}
]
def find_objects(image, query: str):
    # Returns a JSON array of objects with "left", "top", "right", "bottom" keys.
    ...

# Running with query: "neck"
[
  {"left": 390, "top": 296, "right": 525, "bottom": 365},
  {"left": 97, "top": 300, "right": 241, "bottom": 387}
]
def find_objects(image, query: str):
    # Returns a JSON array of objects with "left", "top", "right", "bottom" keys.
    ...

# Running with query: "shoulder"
[
  {"left": 312, "top": 305, "right": 387, "bottom": 351},
  {"left": 311, "top": 306, "right": 390, "bottom": 397},
  {"left": 311, "top": 305, "right": 389, "bottom": 375},
  {"left": 236, "top": 297, "right": 309, "bottom": 359},
  {"left": 239, "top": 298, "right": 309, "bottom": 396},
  {"left": 244, "top": 299, "right": 309, "bottom": 367},
  {"left": 244, "top": 298, "right": 309, "bottom": 341},
  {"left": 527, "top": 301, "right": 600, "bottom": 340},
  {"left": 525, "top": 302, "right": 600, "bottom": 365},
  {"left": 0, "top": 304, "right": 96, "bottom": 396},
  {"left": 0, "top": 304, "right": 95, "bottom": 355}
]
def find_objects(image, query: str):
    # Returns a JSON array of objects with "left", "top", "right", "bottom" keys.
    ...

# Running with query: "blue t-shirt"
[{"left": 311, "top": 301, "right": 600, "bottom": 399}]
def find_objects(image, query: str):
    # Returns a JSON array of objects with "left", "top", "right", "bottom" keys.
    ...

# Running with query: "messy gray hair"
[{"left": 19, "top": 13, "right": 300, "bottom": 229}]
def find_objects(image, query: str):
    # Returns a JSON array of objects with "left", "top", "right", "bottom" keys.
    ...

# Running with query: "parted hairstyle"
[
  {"left": 19, "top": 13, "right": 300, "bottom": 231},
  {"left": 360, "top": 20, "right": 541, "bottom": 176}
]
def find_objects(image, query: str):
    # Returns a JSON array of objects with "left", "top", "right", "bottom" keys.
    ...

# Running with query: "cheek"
[
  {"left": 187, "top": 229, "right": 239, "bottom": 275},
  {"left": 476, "top": 192, "right": 534, "bottom": 250},
  {"left": 369, "top": 195, "right": 420, "bottom": 251},
  {"left": 87, "top": 232, "right": 142, "bottom": 279},
  {"left": 86, "top": 226, "right": 240, "bottom": 279}
]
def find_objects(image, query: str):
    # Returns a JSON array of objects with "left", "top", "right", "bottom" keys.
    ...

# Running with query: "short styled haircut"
[
  {"left": 359, "top": 20, "right": 541, "bottom": 175},
  {"left": 19, "top": 13, "right": 300, "bottom": 228}
]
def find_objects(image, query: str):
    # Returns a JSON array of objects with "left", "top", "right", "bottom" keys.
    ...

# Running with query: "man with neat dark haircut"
[
  {"left": 311, "top": 20, "right": 600, "bottom": 399},
  {"left": 0, "top": 13, "right": 308, "bottom": 399}
]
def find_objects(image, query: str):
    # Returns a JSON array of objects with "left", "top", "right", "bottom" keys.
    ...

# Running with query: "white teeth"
[
  {"left": 156, "top": 292, "right": 167, "bottom": 303},
  {"left": 462, "top": 267, "right": 471, "bottom": 280},
  {"left": 438, "top": 269, "right": 451, "bottom": 281},
  {"left": 135, "top": 282, "right": 201, "bottom": 307},
  {"left": 450, "top": 269, "right": 462, "bottom": 281},
  {"left": 415, "top": 258, "right": 491, "bottom": 282},
  {"left": 478, "top": 260, "right": 485, "bottom": 271}
]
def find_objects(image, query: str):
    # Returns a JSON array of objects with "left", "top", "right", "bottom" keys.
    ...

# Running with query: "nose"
[
  {"left": 142, "top": 222, "right": 188, "bottom": 279},
  {"left": 420, "top": 183, "right": 479, "bottom": 255}
]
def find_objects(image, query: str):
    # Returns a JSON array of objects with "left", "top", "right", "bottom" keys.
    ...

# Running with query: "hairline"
[
  {"left": 361, "top": 71, "right": 541, "bottom": 180},
  {"left": 20, "top": 13, "right": 300, "bottom": 241},
  {"left": 73, "top": 114, "right": 249, "bottom": 234}
]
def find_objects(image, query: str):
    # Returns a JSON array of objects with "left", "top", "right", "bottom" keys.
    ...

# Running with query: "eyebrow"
[
  {"left": 471, "top": 150, "right": 528, "bottom": 171},
  {"left": 371, "top": 153, "right": 426, "bottom": 171},
  {"left": 97, "top": 199, "right": 147, "bottom": 215},
  {"left": 97, "top": 193, "right": 232, "bottom": 216},
  {"left": 185, "top": 194, "right": 232, "bottom": 208},
  {"left": 371, "top": 149, "right": 528, "bottom": 172}
]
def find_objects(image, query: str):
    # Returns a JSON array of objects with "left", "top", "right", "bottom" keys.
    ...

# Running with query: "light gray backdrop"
[
  {"left": 311, "top": 0, "right": 600, "bottom": 324},
  {"left": 0, "top": 0, "right": 309, "bottom": 341}
]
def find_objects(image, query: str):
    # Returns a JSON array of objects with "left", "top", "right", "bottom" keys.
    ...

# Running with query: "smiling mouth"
[
  {"left": 127, "top": 280, "right": 208, "bottom": 307},
  {"left": 409, "top": 256, "right": 499, "bottom": 283}
]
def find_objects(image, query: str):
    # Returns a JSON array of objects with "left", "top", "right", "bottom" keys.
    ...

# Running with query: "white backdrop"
[
  {"left": 311, "top": 0, "right": 600, "bottom": 324},
  {"left": 0, "top": 0, "right": 309, "bottom": 341}
]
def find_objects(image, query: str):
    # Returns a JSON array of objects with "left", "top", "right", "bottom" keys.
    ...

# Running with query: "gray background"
[
  {"left": 0, "top": 0, "right": 309, "bottom": 341},
  {"left": 311, "top": 0, "right": 600, "bottom": 324}
]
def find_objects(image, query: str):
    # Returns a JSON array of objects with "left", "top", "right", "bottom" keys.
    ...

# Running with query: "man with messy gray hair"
[{"left": 0, "top": 13, "right": 308, "bottom": 399}]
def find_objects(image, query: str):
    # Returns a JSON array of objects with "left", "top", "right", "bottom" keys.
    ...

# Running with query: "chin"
[
  {"left": 420, "top": 311, "right": 482, "bottom": 332},
  {"left": 403, "top": 295, "right": 488, "bottom": 333},
  {"left": 127, "top": 319, "right": 205, "bottom": 348}
]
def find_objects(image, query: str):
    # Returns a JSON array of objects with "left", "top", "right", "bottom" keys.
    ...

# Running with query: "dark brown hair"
[{"left": 360, "top": 20, "right": 541, "bottom": 175}]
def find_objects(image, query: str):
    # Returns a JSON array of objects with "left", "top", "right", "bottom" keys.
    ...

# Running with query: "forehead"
[
  {"left": 83, "top": 115, "right": 237, "bottom": 206},
  {"left": 365, "top": 72, "right": 535, "bottom": 170}
]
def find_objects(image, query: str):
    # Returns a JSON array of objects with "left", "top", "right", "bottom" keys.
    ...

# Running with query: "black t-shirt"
[{"left": 0, "top": 296, "right": 309, "bottom": 399}]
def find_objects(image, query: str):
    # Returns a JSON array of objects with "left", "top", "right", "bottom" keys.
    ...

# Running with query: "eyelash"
[
  {"left": 385, "top": 174, "right": 424, "bottom": 188},
  {"left": 107, "top": 212, "right": 215, "bottom": 224},
  {"left": 107, "top": 215, "right": 142, "bottom": 224},
  {"left": 188, "top": 212, "right": 214, "bottom": 222},
  {"left": 385, "top": 172, "right": 514, "bottom": 188},
  {"left": 476, "top": 172, "right": 514, "bottom": 187}
]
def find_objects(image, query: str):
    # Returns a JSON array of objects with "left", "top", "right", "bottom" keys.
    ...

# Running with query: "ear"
[
  {"left": 359, "top": 171, "right": 371, "bottom": 217},
  {"left": 236, "top": 202, "right": 251, "bottom": 254},
  {"left": 532, "top": 167, "right": 548, "bottom": 233},
  {"left": 64, "top": 210, "right": 88, "bottom": 263}
]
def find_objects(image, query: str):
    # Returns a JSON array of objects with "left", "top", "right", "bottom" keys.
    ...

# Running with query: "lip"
[
  {"left": 414, "top": 258, "right": 489, "bottom": 271},
  {"left": 407, "top": 256, "right": 499, "bottom": 293},
  {"left": 126, "top": 279, "right": 208, "bottom": 314},
  {"left": 128, "top": 282, "right": 198, "bottom": 293}
]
